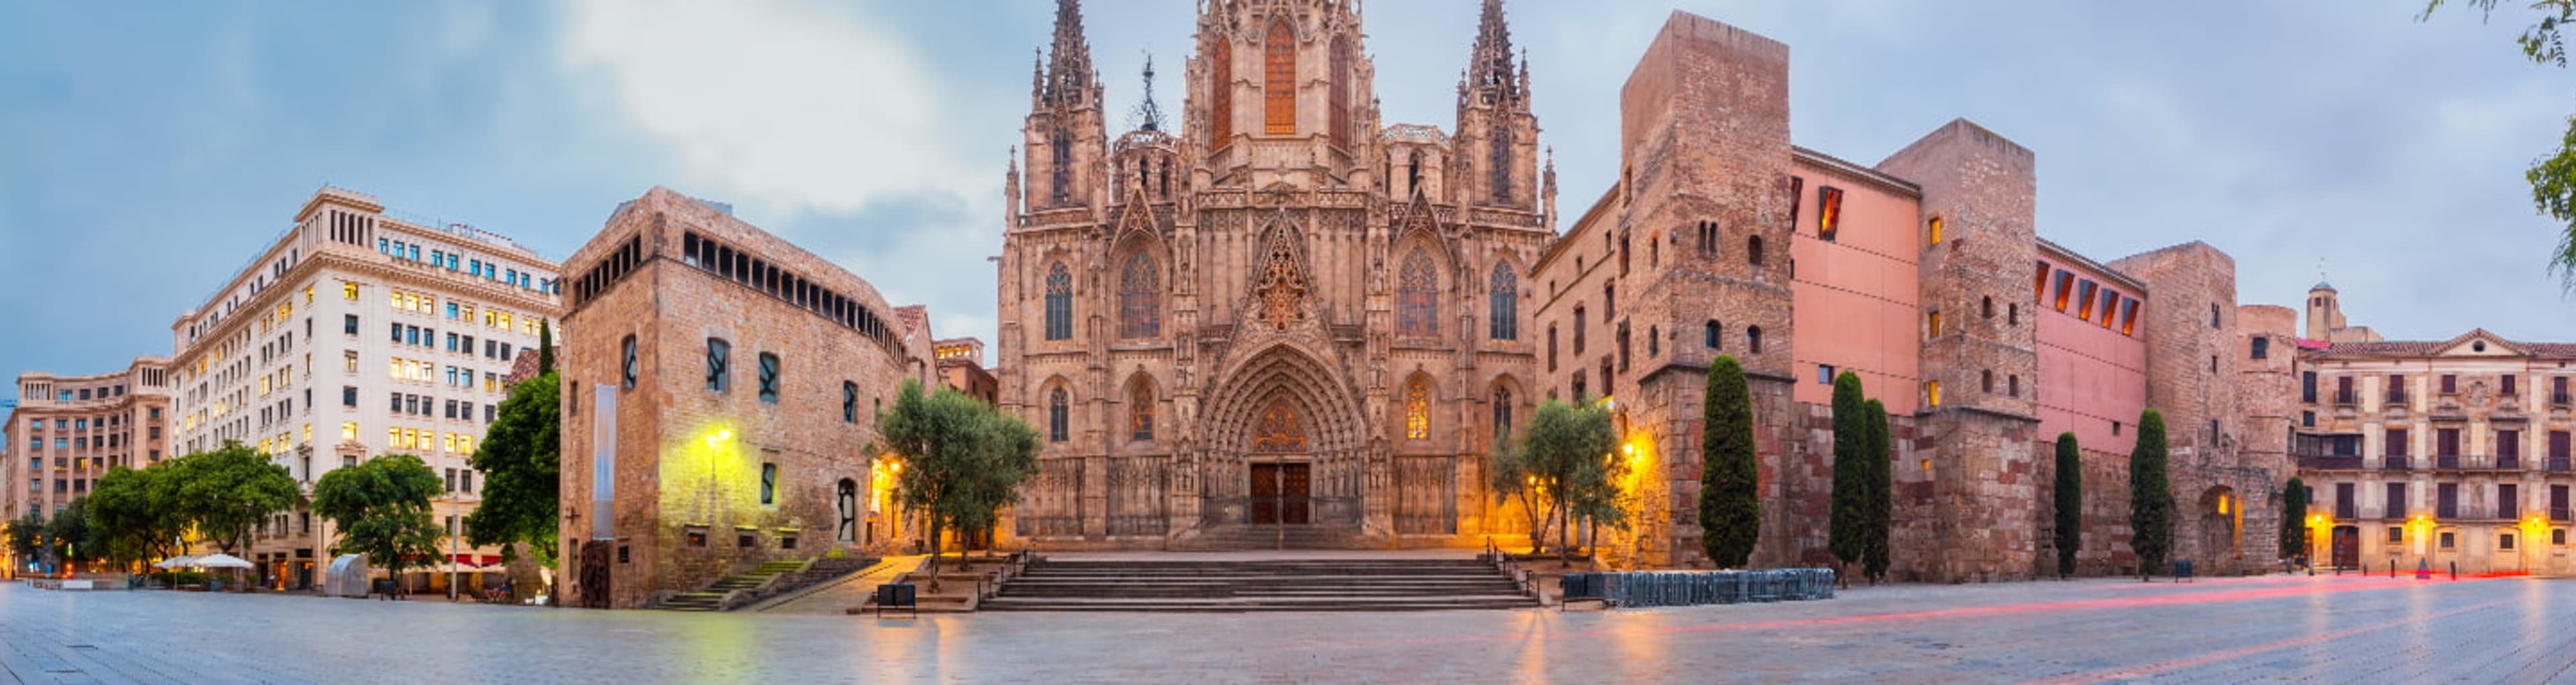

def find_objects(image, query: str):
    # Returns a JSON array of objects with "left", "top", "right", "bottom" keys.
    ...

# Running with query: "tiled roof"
[{"left": 2294, "top": 337, "right": 2331, "bottom": 351}]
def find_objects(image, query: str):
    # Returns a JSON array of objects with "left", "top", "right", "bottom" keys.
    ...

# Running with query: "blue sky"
[{"left": 2, "top": 0, "right": 2571, "bottom": 376}]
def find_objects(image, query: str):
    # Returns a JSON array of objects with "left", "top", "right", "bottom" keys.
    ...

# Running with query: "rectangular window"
[
  {"left": 344, "top": 315, "right": 359, "bottom": 335},
  {"left": 2052, "top": 271, "right": 2074, "bottom": 311},
  {"left": 2301, "top": 372, "right": 2318, "bottom": 403},
  {"left": 1817, "top": 364, "right": 1835, "bottom": 384},
  {"left": 2119, "top": 298, "right": 2139, "bottom": 336},
  {"left": 2075, "top": 280, "right": 2097, "bottom": 321},
  {"left": 2441, "top": 374, "right": 2458, "bottom": 394},
  {"left": 1816, "top": 186, "right": 1843, "bottom": 240},
  {"left": 2033, "top": 261, "right": 2051, "bottom": 300},
  {"left": 2503, "top": 374, "right": 2518, "bottom": 397},
  {"left": 2386, "top": 482, "right": 2406, "bottom": 518},
  {"left": 759, "top": 462, "right": 778, "bottom": 506},
  {"left": 2096, "top": 289, "right": 2119, "bottom": 329},
  {"left": 758, "top": 353, "right": 780, "bottom": 403}
]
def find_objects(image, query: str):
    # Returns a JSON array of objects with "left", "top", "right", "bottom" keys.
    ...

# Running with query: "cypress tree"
[
  {"left": 1699, "top": 356, "right": 1760, "bottom": 568},
  {"left": 2053, "top": 432, "right": 2083, "bottom": 578},
  {"left": 2129, "top": 409, "right": 2174, "bottom": 580},
  {"left": 538, "top": 319, "right": 556, "bottom": 375},
  {"left": 1828, "top": 371, "right": 1869, "bottom": 578},
  {"left": 1860, "top": 398, "right": 1892, "bottom": 584},
  {"left": 2279, "top": 477, "right": 2310, "bottom": 562}
]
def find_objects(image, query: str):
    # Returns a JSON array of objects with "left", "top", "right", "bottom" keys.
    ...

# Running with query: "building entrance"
[
  {"left": 2331, "top": 525, "right": 2360, "bottom": 569},
  {"left": 1249, "top": 463, "right": 1310, "bottom": 525}
]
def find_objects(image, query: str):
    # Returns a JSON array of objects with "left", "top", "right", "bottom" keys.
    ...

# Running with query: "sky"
[{"left": 2, "top": 0, "right": 2572, "bottom": 377}]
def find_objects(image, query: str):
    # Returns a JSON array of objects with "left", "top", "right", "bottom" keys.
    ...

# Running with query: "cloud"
[{"left": 559, "top": 0, "right": 975, "bottom": 217}]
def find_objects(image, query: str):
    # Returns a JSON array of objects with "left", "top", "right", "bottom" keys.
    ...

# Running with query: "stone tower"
[
  {"left": 1454, "top": 0, "right": 1540, "bottom": 211},
  {"left": 1024, "top": 0, "right": 1110, "bottom": 214}
]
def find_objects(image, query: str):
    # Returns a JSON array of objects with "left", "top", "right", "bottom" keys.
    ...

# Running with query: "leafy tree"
[
  {"left": 168, "top": 442, "right": 302, "bottom": 554},
  {"left": 89, "top": 465, "right": 188, "bottom": 565},
  {"left": 2053, "top": 433, "right": 2084, "bottom": 578},
  {"left": 313, "top": 454, "right": 445, "bottom": 592},
  {"left": 1698, "top": 355, "right": 1760, "bottom": 568},
  {"left": 1860, "top": 399, "right": 1892, "bottom": 584},
  {"left": 2129, "top": 409, "right": 2175, "bottom": 580},
  {"left": 2279, "top": 477, "right": 2311, "bottom": 562},
  {"left": 2422, "top": 1, "right": 2576, "bottom": 288},
  {"left": 877, "top": 379, "right": 1040, "bottom": 577},
  {"left": 5, "top": 511, "right": 47, "bottom": 569},
  {"left": 467, "top": 370, "right": 561, "bottom": 570},
  {"left": 1494, "top": 397, "right": 1621, "bottom": 560},
  {"left": 46, "top": 498, "right": 97, "bottom": 568},
  {"left": 1827, "top": 372, "right": 1870, "bottom": 579},
  {"left": 1485, "top": 433, "right": 1546, "bottom": 555}
]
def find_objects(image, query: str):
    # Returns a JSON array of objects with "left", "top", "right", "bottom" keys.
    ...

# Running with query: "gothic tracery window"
[
  {"left": 1330, "top": 35, "right": 1352, "bottom": 144},
  {"left": 1492, "top": 385, "right": 1514, "bottom": 440},
  {"left": 1264, "top": 21, "right": 1296, "bottom": 135},
  {"left": 1119, "top": 252, "right": 1161, "bottom": 338},
  {"left": 1250, "top": 397, "right": 1307, "bottom": 452},
  {"left": 1397, "top": 249, "right": 1438, "bottom": 337},
  {"left": 1047, "top": 386, "right": 1069, "bottom": 443},
  {"left": 1043, "top": 262, "right": 1073, "bottom": 341},
  {"left": 1490, "top": 121, "right": 1513, "bottom": 203},
  {"left": 1209, "top": 37, "right": 1234, "bottom": 144},
  {"left": 1404, "top": 376, "right": 1431, "bottom": 440},
  {"left": 1128, "top": 376, "right": 1155, "bottom": 442},
  {"left": 1488, "top": 263, "right": 1517, "bottom": 341},
  {"left": 1254, "top": 225, "right": 1308, "bottom": 330},
  {"left": 1050, "top": 129, "right": 1073, "bottom": 206}
]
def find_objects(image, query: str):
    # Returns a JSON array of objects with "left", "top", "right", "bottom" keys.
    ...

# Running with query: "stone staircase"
[
  {"left": 1170, "top": 525, "right": 1368, "bottom": 551},
  {"left": 655, "top": 560, "right": 812, "bottom": 612},
  {"left": 981, "top": 558, "right": 1538, "bottom": 612}
]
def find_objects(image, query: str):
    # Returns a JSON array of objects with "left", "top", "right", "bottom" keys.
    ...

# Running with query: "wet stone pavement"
[{"left": 1, "top": 573, "right": 2571, "bottom": 683}]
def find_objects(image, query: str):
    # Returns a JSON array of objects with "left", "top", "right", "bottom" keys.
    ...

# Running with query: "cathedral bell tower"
[
  {"left": 1189, "top": 0, "right": 1378, "bottom": 191},
  {"left": 1454, "top": 0, "right": 1537, "bottom": 210},
  {"left": 1023, "top": 0, "right": 1110, "bottom": 213}
]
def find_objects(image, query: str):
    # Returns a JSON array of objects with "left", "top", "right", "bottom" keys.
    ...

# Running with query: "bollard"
[{"left": 2449, "top": 562, "right": 2456, "bottom": 581}]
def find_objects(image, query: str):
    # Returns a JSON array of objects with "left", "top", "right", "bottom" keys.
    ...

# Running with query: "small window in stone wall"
[
  {"left": 2387, "top": 527, "right": 2402, "bottom": 543},
  {"left": 2112, "top": 421, "right": 2123, "bottom": 436},
  {"left": 2439, "top": 531, "right": 2455, "bottom": 549},
  {"left": 2502, "top": 533, "right": 2516, "bottom": 550},
  {"left": 2557, "top": 529, "right": 2568, "bottom": 545},
  {"left": 760, "top": 462, "right": 778, "bottom": 505},
  {"left": 686, "top": 528, "right": 708, "bottom": 547},
  {"left": 782, "top": 534, "right": 798, "bottom": 551},
  {"left": 738, "top": 532, "right": 756, "bottom": 549},
  {"left": 619, "top": 545, "right": 630, "bottom": 564},
  {"left": 2010, "top": 375, "right": 2021, "bottom": 399}
]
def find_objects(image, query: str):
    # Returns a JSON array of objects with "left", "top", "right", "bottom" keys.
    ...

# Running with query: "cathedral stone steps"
[
  {"left": 1169, "top": 525, "right": 1368, "bottom": 551},
  {"left": 983, "top": 558, "right": 1537, "bottom": 612}
]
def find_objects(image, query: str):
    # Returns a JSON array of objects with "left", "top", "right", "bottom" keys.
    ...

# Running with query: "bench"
[{"left": 873, "top": 582, "right": 918, "bottom": 618}]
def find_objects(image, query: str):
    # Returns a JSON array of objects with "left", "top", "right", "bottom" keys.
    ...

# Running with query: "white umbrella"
[
  {"left": 153, "top": 556, "right": 199, "bottom": 569},
  {"left": 193, "top": 554, "right": 254, "bottom": 569}
]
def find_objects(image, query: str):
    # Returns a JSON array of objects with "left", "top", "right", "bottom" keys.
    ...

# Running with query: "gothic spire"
[
  {"left": 1132, "top": 52, "right": 1166, "bottom": 132},
  {"left": 1464, "top": 0, "right": 1519, "bottom": 102},
  {"left": 1041, "top": 0, "right": 1097, "bottom": 108}
]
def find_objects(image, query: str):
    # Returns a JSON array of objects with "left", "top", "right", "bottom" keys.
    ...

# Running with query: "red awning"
[{"left": 447, "top": 554, "right": 504, "bottom": 568}]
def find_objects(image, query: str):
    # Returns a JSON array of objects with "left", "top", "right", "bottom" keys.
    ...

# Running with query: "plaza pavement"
[{"left": 1, "top": 571, "right": 2569, "bottom": 683}]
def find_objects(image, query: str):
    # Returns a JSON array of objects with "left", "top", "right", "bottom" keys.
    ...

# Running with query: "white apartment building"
[{"left": 168, "top": 187, "right": 561, "bottom": 590}]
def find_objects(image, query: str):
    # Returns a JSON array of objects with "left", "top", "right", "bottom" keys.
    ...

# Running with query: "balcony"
[
  {"left": 2500, "top": 455, "right": 2523, "bottom": 470},
  {"left": 2555, "top": 506, "right": 2573, "bottom": 523},
  {"left": 2297, "top": 454, "right": 2363, "bottom": 470},
  {"left": 2383, "top": 456, "right": 2411, "bottom": 470},
  {"left": 2335, "top": 503, "right": 2359, "bottom": 519},
  {"left": 2385, "top": 391, "right": 2409, "bottom": 405},
  {"left": 2334, "top": 390, "right": 2359, "bottom": 406},
  {"left": 2555, "top": 392, "right": 2573, "bottom": 407},
  {"left": 2550, "top": 458, "right": 2573, "bottom": 472},
  {"left": 2436, "top": 503, "right": 2460, "bottom": 519}
]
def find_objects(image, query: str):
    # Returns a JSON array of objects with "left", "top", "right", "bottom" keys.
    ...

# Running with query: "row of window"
[
  {"left": 636, "top": 336, "right": 871, "bottom": 425},
  {"left": 2298, "top": 427, "right": 2573, "bottom": 461},
  {"left": 47, "top": 384, "right": 129, "bottom": 402},
  {"left": 2035, "top": 262, "right": 2141, "bottom": 336},
  {"left": 25, "top": 415, "right": 129, "bottom": 431},
  {"left": 680, "top": 231, "right": 902, "bottom": 355},
  {"left": 2302, "top": 373, "right": 2575, "bottom": 405},
  {"left": 378, "top": 238, "right": 555, "bottom": 295}
]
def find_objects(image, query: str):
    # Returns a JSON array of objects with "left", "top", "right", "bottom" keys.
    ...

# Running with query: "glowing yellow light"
[
  {"left": 888, "top": 462, "right": 902, "bottom": 474},
  {"left": 1621, "top": 443, "right": 1636, "bottom": 456}
]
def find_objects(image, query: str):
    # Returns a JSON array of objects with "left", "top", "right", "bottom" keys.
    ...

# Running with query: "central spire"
[
  {"left": 1465, "top": 0, "right": 1517, "bottom": 99},
  {"left": 1041, "top": 0, "right": 1097, "bottom": 109}
]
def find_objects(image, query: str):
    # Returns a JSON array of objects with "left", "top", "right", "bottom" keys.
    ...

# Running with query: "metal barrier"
[{"left": 1567, "top": 568, "right": 1836, "bottom": 609}]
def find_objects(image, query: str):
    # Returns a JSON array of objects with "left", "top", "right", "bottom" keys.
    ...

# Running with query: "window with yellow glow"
[
  {"left": 1209, "top": 37, "right": 1233, "bottom": 143},
  {"left": 303, "top": 424, "right": 312, "bottom": 443},
  {"left": 1927, "top": 380, "right": 1942, "bottom": 407},
  {"left": 1927, "top": 310, "right": 1943, "bottom": 338},
  {"left": 1927, "top": 216, "right": 1944, "bottom": 246},
  {"left": 343, "top": 351, "right": 358, "bottom": 374},
  {"left": 1403, "top": 376, "right": 1430, "bottom": 440},
  {"left": 343, "top": 282, "right": 360, "bottom": 301},
  {"left": 305, "top": 284, "right": 315, "bottom": 304},
  {"left": 1263, "top": 21, "right": 1295, "bottom": 135},
  {"left": 1816, "top": 186, "right": 1843, "bottom": 240}
]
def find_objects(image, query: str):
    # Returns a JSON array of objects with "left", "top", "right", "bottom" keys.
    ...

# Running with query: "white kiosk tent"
[{"left": 324, "top": 554, "right": 371, "bottom": 597}]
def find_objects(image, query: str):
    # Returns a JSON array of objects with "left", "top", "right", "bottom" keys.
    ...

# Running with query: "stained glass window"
[
  {"left": 1048, "top": 387, "right": 1069, "bottom": 443},
  {"left": 1044, "top": 263, "right": 1073, "bottom": 341},
  {"left": 1129, "top": 377, "right": 1155, "bottom": 442},
  {"left": 1404, "top": 377, "right": 1430, "bottom": 440},
  {"left": 1488, "top": 264, "right": 1517, "bottom": 341},
  {"left": 1493, "top": 386, "right": 1513, "bottom": 440},
  {"left": 1209, "top": 38, "right": 1233, "bottom": 144},
  {"left": 1397, "top": 250, "right": 1438, "bottom": 337},
  {"left": 1330, "top": 36, "right": 1352, "bottom": 144},
  {"left": 1264, "top": 21, "right": 1295, "bottom": 135},
  {"left": 1490, "top": 121, "right": 1513, "bottom": 203},
  {"left": 1120, "top": 252, "right": 1161, "bottom": 339},
  {"left": 1250, "top": 398, "right": 1307, "bottom": 452}
]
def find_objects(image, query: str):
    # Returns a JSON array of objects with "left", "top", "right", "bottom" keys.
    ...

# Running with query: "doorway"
[
  {"left": 2331, "top": 525, "right": 2360, "bottom": 569},
  {"left": 1249, "top": 463, "right": 1310, "bottom": 525}
]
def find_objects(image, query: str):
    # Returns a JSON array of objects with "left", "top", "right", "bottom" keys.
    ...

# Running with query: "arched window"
[
  {"left": 1050, "top": 129, "right": 1073, "bottom": 206},
  {"left": 1704, "top": 320, "right": 1721, "bottom": 350},
  {"left": 1697, "top": 221, "right": 1719, "bottom": 256},
  {"left": 1747, "top": 325, "right": 1764, "bottom": 354},
  {"left": 2009, "top": 374, "right": 2021, "bottom": 398},
  {"left": 1330, "top": 35, "right": 1352, "bottom": 144},
  {"left": 1264, "top": 21, "right": 1296, "bottom": 135},
  {"left": 1398, "top": 249, "right": 1438, "bottom": 336},
  {"left": 2251, "top": 337, "right": 2270, "bottom": 360},
  {"left": 1047, "top": 386, "right": 1070, "bottom": 443},
  {"left": 1490, "top": 119, "right": 1514, "bottom": 203},
  {"left": 1404, "top": 375, "right": 1432, "bottom": 440},
  {"left": 1043, "top": 262, "right": 1073, "bottom": 341},
  {"left": 1982, "top": 296, "right": 1994, "bottom": 319},
  {"left": 1209, "top": 37, "right": 1234, "bottom": 144},
  {"left": 1572, "top": 306, "right": 1586, "bottom": 353},
  {"left": 1493, "top": 384, "right": 1514, "bottom": 440},
  {"left": 619, "top": 335, "right": 638, "bottom": 390},
  {"left": 705, "top": 338, "right": 731, "bottom": 392},
  {"left": 1119, "top": 252, "right": 1161, "bottom": 338},
  {"left": 1748, "top": 235, "right": 1765, "bottom": 266},
  {"left": 842, "top": 381, "right": 859, "bottom": 424},
  {"left": 836, "top": 478, "right": 858, "bottom": 543},
  {"left": 1128, "top": 376, "right": 1155, "bottom": 441},
  {"left": 1488, "top": 263, "right": 1517, "bottom": 340}
]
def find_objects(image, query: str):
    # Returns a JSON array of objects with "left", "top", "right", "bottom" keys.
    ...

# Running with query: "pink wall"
[
  {"left": 2033, "top": 248, "right": 2147, "bottom": 452},
  {"left": 1789, "top": 158, "right": 1921, "bottom": 413}
]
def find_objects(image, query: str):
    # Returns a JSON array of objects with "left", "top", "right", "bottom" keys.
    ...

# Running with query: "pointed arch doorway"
[{"left": 1248, "top": 397, "right": 1312, "bottom": 525}]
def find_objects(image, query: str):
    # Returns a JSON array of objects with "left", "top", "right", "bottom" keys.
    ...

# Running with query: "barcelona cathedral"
[{"left": 997, "top": 0, "right": 1552, "bottom": 549}]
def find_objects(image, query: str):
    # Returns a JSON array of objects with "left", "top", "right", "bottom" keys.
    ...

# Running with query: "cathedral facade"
[{"left": 995, "top": 0, "right": 1548, "bottom": 548}]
